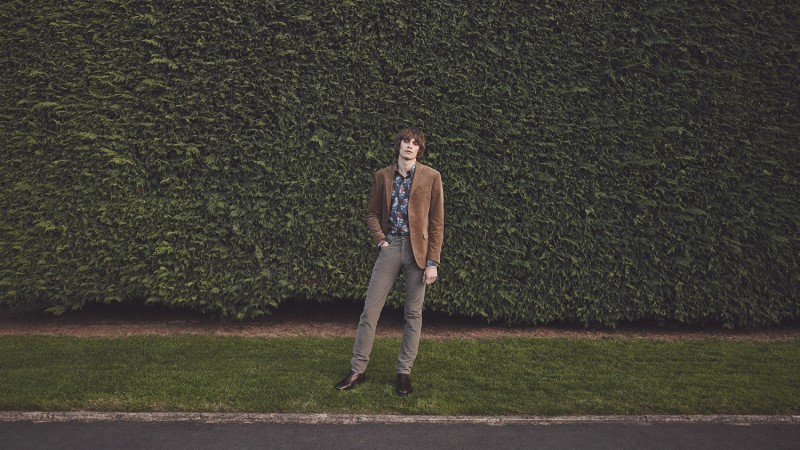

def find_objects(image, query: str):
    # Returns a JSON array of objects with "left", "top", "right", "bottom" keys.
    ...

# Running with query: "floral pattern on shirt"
[{"left": 388, "top": 164, "right": 415, "bottom": 236}]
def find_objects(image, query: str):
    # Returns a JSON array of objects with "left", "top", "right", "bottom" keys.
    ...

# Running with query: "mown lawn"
[{"left": 1, "top": 336, "right": 798, "bottom": 415}]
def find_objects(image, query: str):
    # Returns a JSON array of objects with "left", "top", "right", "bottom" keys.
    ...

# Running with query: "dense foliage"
[{"left": 1, "top": 0, "right": 798, "bottom": 327}]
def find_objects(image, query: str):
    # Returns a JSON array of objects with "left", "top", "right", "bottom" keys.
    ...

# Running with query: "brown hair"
[{"left": 393, "top": 127, "right": 427, "bottom": 160}]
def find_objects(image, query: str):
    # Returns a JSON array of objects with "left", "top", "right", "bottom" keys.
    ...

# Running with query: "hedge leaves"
[{"left": 1, "top": 0, "right": 798, "bottom": 327}]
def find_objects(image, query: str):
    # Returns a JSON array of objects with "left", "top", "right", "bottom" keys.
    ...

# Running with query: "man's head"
[{"left": 393, "top": 127, "right": 427, "bottom": 161}]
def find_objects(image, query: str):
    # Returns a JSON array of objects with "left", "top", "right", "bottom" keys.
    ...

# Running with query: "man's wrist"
[{"left": 426, "top": 259, "right": 438, "bottom": 268}]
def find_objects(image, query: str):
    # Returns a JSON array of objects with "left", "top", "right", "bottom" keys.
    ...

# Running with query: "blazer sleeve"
[
  {"left": 426, "top": 170, "right": 445, "bottom": 264},
  {"left": 364, "top": 171, "right": 386, "bottom": 244}
]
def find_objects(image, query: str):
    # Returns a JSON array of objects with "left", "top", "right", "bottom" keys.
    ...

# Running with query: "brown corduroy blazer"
[{"left": 365, "top": 162, "right": 444, "bottom": 269}]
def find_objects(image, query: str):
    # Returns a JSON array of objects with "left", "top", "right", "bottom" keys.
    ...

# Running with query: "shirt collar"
[{"left": 395, "top": 163, "right": 416, "bottom": 179}]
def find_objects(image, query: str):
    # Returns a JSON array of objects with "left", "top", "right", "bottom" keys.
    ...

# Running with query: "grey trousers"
[{"left": 351, "top": 235, "right": 426, "bottom": 375}]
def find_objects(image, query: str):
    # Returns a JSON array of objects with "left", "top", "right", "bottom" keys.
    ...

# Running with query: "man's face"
[{"left": 399, "top": 138, "right": 420, "bottom": 161}]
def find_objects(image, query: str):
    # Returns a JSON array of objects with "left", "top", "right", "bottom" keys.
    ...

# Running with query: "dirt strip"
[
  {"left": 2, "top": 318, "right": 800, "bottom": 341},
  {"left": 1, "top": 303, "right": 798, "bottom": 341}
]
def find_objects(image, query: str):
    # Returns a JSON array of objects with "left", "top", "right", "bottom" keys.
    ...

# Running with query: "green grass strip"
[{"left": 1, "top": 336, "right": 798, "bottom": 415}]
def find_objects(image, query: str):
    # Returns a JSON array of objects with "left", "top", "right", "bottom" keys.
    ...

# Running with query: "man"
[{"left": 335, "top": 127, "right": 444, "bottom": 396}]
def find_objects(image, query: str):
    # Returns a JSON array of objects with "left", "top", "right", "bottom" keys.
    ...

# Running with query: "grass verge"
[{"left": 1, "top": 336, "right": 798, "bottom": 415}]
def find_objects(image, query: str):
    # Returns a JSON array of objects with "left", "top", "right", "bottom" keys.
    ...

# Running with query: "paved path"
[{"left": 2, "top": 413, "right": 799, "bottom": 449}]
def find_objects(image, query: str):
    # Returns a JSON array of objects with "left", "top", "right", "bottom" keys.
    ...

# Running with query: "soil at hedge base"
[{"left": 1, "top": 301, "right": 797, "bottom": 341}]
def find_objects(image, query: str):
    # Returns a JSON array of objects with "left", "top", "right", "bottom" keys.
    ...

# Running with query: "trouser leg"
[
  {"left": 350, "top": 240, "right": 402, "bottom": 373},
  {"left": 397, "top": 238, "right": 426, "bottom": 375}
]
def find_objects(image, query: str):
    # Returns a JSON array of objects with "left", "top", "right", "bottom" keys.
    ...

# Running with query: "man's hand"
[{"left": 423, "top": 266, "right": 438, "bottom": 285}]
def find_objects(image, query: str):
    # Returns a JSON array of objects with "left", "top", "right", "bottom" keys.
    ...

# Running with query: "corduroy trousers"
[{"left": 350, "top": 235, "right": 426, "bottom": 375}]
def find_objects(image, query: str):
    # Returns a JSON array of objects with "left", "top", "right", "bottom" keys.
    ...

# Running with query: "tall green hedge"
[{"left": 1, "top": 0, "right": 798, "bottom": 327}]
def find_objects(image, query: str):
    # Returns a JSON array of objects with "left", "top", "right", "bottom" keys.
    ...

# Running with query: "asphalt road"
[{"left": 3, "top": 420, "right": 800, "bottom": 450}]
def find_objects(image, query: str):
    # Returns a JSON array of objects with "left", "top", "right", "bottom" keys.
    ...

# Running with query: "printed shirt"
[{"left": 388, "top": 164, "right": 415, "bottom": 236}]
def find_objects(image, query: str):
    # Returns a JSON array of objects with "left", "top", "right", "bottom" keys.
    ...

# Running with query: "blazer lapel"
[
  {"left": 409, "top": 164, "right": 426, "bottom": 199},
  {"left": 383, "top": 167, "right": 393, "bottom": 214}
]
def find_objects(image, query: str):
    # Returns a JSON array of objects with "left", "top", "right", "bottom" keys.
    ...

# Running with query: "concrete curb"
[{"left": 1, "top": 412, "right": 798, "bottom": 426}]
